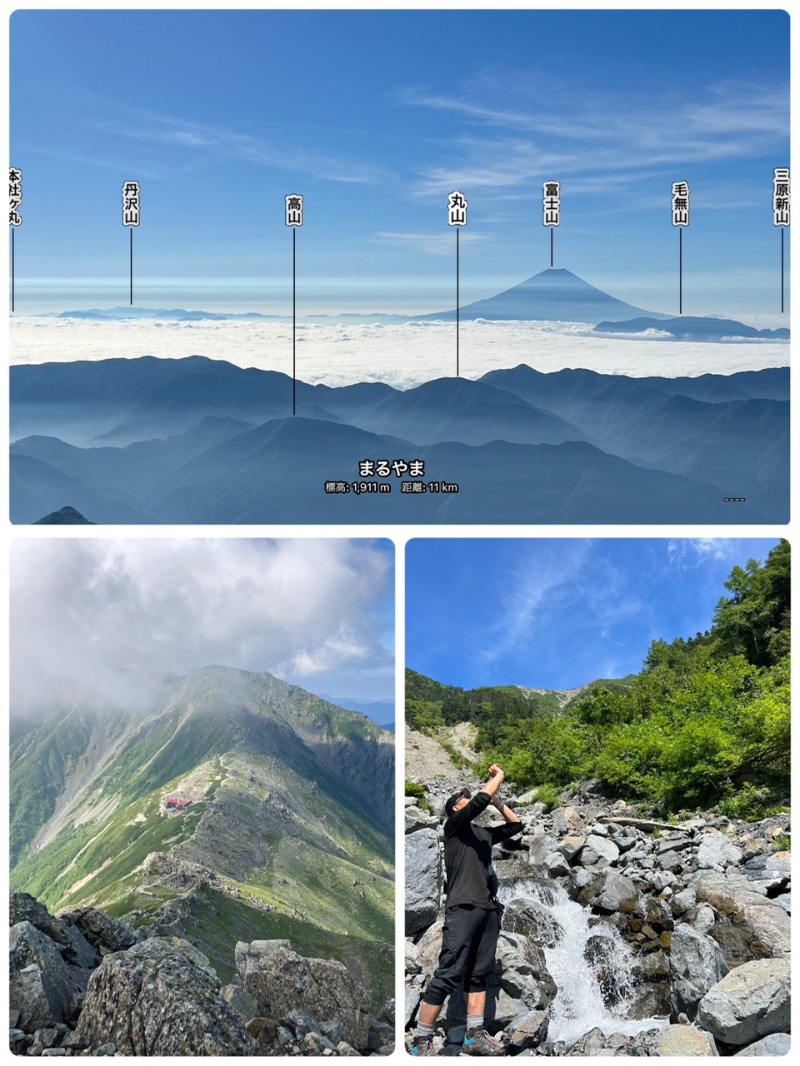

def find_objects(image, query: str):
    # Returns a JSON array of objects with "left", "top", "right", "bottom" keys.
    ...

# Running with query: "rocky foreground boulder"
[
  {"left": 76, "top": 937, "right": 254, "bottom": 1055},
  {"left": 10, "top": 892, "right": 390, "bottom": 1056}
]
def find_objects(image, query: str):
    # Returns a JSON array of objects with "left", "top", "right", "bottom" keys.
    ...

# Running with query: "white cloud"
[
  {"left": 667, "top": 538, "right": 734, "bottom": 569},
  {"left": 400, "top": 79, "right": 788, "bottom": 200},
  {"left": 10, "top": 538, "right": 393, "bottom": 713}
]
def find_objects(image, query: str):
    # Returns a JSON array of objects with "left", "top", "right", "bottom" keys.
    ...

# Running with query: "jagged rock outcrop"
[
  {"left": 236, "top": 939, "right": 370, "bottom": 1050},
  {"left": 59, "top": 906, "right": 138, "bottom": 954},
  {"left": 10, "top": 894, "right": 382, "bottom": 1057}
]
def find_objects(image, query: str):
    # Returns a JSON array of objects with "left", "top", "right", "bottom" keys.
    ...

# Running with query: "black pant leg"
[
  {"left": 421, "top": 906, "right": 488, "bottom": 1006},
  {"left": 464, "top": 907, "right": 500, "bottom": 993}
]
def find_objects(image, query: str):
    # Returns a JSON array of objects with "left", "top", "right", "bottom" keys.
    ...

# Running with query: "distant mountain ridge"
[
  {"left": 595, "top": 315, "right": 789, "bottom": 340},
  {"left": 10, "top": 665, "right": 394, "bottom": 998}
]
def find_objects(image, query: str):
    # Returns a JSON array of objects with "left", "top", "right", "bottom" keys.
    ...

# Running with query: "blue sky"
[
  {"left": 10, "top": 9, "right": 789, "bottom": 317},
  {"left": 406, "top": 538, "right": 783, "bottom": 691}
]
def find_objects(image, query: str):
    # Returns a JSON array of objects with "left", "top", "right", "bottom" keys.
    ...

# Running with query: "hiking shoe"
[
  {"left": 462, "top": 1029, "right": 504, "bottom": 1055},
  {"left": 410, "top": 1037, "right": 437, "bottom": 1056}
]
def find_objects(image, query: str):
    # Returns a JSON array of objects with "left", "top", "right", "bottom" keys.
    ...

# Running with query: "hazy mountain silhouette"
[{"left": 10, "top": 357, "right": 787, "bottom": 524}]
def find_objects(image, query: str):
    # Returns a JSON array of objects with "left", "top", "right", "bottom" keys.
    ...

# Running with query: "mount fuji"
[{"left": 416, "top": 267, "right": 670, "bottom": 323}]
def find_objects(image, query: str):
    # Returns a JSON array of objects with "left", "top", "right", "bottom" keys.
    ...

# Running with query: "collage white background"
[{"left": 2, "top": 0, "right": 797, "bottom": 1058}]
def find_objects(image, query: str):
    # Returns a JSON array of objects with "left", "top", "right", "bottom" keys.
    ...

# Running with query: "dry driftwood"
[{"left": 597, "top": 815, "right": 682, "bottom": 832}]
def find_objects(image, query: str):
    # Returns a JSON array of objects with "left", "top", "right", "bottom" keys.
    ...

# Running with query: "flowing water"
[{"left": 498, "top": 877, "right": 670, "bottom": 1046}]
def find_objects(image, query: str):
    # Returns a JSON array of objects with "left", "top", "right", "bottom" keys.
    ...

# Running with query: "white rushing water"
[
  {"left": 10, "top": 316, "right": 789, "bottom": 388},
  {"left": 498, "top": 877, "right": 670, "bottom": 1046}
]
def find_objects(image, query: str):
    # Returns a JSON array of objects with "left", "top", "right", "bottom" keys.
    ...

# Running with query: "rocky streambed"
[
  {"left": 405, "top": 777, "right": 790, "bottom": 1056},
  {"left": 9, "top": 893, "right": 394, "bottom": 1056}
]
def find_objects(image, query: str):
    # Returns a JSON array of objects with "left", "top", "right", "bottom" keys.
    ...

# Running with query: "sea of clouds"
[{"left": 10, "top": 316, "right": 789, "bottom": 389}]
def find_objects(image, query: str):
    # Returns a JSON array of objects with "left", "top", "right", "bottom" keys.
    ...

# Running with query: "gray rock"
[
  {"left": 580, "top": 834, "right": 620, "bottom": 868},
  {"left": 320, "top": 1018, "right": 346, "bottom": 1044},
  {"left": 552, "top": 807, "right": 582, "bottom": 834},
  {"left": 303, "top": 1031, "right": 338, "bottom": 1054},
  {"left": 503, "top": 896, "right": 563, "bottom": 950},
  {"left": 693, "top": 872, "right": 791, "bottom": 960},
  {"left": 489, "top": 931, "right": 557, "bottom": 1026},
  {"left": 529, "top": 830, "right": 559, "bottom": 866},
  {"left": 405, "top": 988, "right": 420, "bottom": 1027},
  {"left": 285, "top": 1009, "right": 320, "bottom": 1038},
  {"left": 615, "top": 832, "right": 638, "bottom": 854},
  {"left": 743, "top": 852, "right": 790, "bottom": 884},
  {"left": 698, "top": 958, "right": 790, "bottom": 1045},
  {"left": 237, "top": 939, "right": 369, "bottom": 1049},
  {"left": 672, "top": 886, "right": 697, "bottom": 917},
  {"left": 76, "top": 937, "right": 253, "bottom": 1055},
  {"left": 337, "top": 1040, "right": 361, "bottom": 1055},
  {"left": 585, "top": 869, "right": 639, "bottom": 914},
  {"left": 405, "top": 939, "right": 422, "bottom": 975},
  {"left": 506, "top": 1009, "right": 549, "bottom": 1050},
  {"left": 733, "top": 1032, "right": 791, "bottom": 1056},
  {"left": 697, "top": 829, "right": 743, "bottom": 870},
  {"left": 405, "top": 806, "right": 438, "bottom": 833},
  {"left": 690, "top": 903, "right": 717, "bottom": 936},
  {"left": 58, "top": 907, "right": 136, "bottom": 954},
  {"left": 415, "top": 918, "right": 445, "bottom": 976},
  {"left": 10, "top": 922, "right": 76, "bottom": 1029},
  {"left": 221, "top": 983, "right": 260, "bottom": 1023},
  {"left": 556, "top": 835, "right": 585, "bottom": 863},
  {"left": 669, "top": 924, "right": 728, "bottom": 1020},
  {"left": 544, "top": 852, "right": 571, "bottom": 877},
  {"left": 405, "top": 828, "right": 442, "bottom": 934}
]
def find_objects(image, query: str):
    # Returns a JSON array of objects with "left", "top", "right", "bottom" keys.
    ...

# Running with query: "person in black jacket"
[{"left": 411, "top": 764, "right": 522, "bottom": 1056}]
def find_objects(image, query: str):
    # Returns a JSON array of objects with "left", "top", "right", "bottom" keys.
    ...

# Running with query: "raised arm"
[
  {"left": 480, "top": 764, "right": 505, "bottom": 799},
  {"left": 487, "top": 768, "right": 523, "bottom": 841}
]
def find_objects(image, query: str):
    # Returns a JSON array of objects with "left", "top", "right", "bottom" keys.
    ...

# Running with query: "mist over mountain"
[
  {"left": 10, "top": 665, "right": 394, "bottom": 1001},
  {"left": 10, "top": 356, "right": 788, "bottom": 523}
]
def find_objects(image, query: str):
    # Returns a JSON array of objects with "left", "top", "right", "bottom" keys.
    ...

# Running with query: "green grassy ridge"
[{"left": 260, "top": 833, "right": 393, "bottom": 940}]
